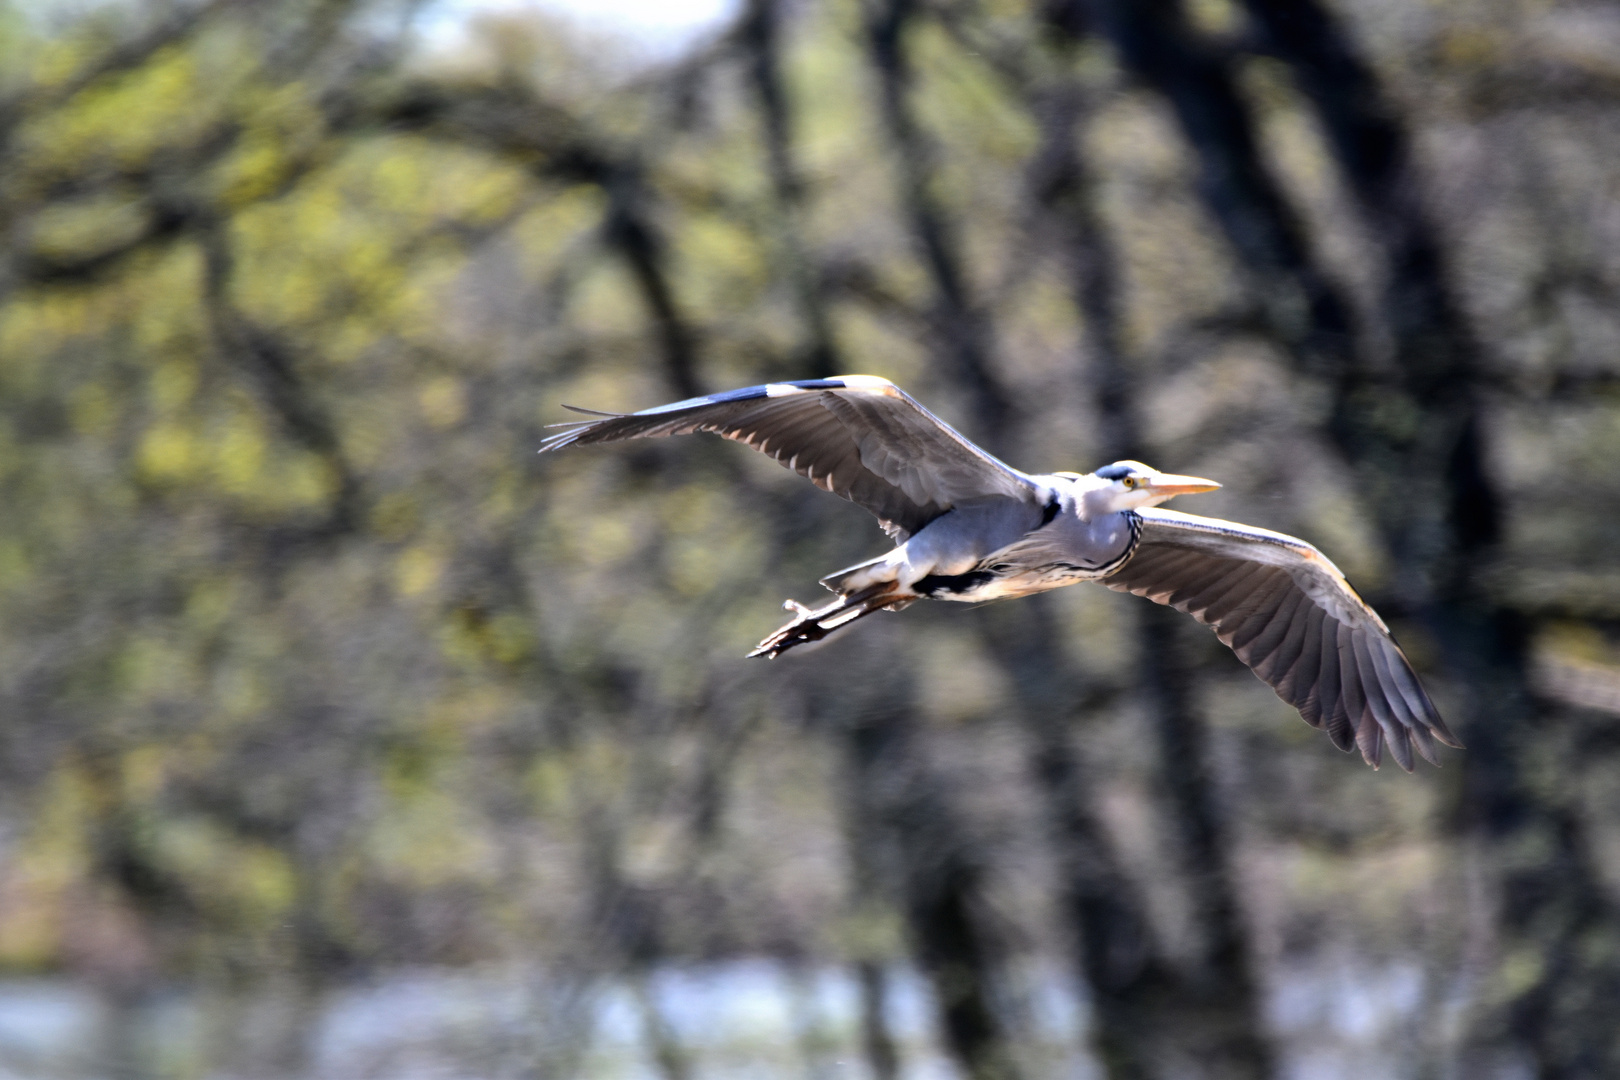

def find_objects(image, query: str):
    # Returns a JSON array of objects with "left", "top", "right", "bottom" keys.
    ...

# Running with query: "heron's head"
[{"left": 1079, "top": 460, "right": 1221, "bottom": 514}]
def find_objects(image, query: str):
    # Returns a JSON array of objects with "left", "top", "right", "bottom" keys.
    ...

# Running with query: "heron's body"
[
  {"left": 828, "top": 477, "right": 1138, "bottom": 603},
  {"left": 542, "top": 375, "right": 1461, "bottom": 771}
]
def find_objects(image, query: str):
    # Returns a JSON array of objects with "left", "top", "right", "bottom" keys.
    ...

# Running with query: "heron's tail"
[
  {"left": 748, "top": 582, "right": 913, "bottom": 659},
  {"left": 818, "top": 553, "right": 894, "bottom": 594}
]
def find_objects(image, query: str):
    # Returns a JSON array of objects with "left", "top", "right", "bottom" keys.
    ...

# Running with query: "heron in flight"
[{"left": 541, "top": 376, "right": 1459, "bottom": 771}]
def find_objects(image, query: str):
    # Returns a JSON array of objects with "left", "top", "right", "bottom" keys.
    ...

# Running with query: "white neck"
[{"left": 1077, "top": 477, "right": 1127, "bottom": 521}]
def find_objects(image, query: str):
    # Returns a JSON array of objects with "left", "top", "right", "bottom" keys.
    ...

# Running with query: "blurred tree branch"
[
  {"left": 198, "top": 218, "right": 363, "bottom": 541},
  {"left": 0, "top": 0, "right": 241, "bottom": 145},
  {"left": 864, "top": 0, "right": 1013, "bottom": 447},
  {"left": 1063, "top": 0, "right": 1358, "bottom": 387},
  {"left": 343, "top": 78, "right": 707, "bottom": 398},
  {"left": 739, "top": 0, "right": 839, "bottom": 379}
]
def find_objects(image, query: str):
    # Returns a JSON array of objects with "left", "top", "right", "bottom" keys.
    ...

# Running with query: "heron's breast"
[
  {"left": 911, "top": 559, "right": 1112, "bottom": 602},
  {"left": 910, "top": 511, "right": 1139, "bottom": 602}
]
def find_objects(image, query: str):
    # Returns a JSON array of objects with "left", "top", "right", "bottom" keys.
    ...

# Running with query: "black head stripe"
[{"left": 1094, "top": 463, "right": 1134, "bottom": 481}]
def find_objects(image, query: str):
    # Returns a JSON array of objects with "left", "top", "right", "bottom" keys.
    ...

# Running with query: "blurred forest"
[{"left": 2, "top": 0, "right": 1620, "bottom": 1076}]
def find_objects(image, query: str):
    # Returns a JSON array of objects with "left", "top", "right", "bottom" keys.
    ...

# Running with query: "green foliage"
[{"left": 1, "top": 0, "right": 1619, "bottom": 1073}]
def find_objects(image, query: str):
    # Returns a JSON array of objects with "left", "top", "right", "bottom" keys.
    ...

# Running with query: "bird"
[{"left": 540, "top": 375, "right": 1460, "bottom": 771}]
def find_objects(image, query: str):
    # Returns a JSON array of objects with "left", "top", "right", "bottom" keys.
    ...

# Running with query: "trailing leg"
[{"left": 748, "top": 583, "right": 910, "bottom": 658}]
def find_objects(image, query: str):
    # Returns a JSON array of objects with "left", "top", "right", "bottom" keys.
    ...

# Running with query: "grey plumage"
[
  {"left": 1102, "top": 509, "right": 1448, "bottom": 772},
  {"left": 542, "top": 375, "right": 1034, "bottom": 540},
  {"left": 541, "top": 376, "right": 1460, "bottom": 770}
]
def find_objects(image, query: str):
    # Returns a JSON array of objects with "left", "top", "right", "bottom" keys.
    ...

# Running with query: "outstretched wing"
[
  {"left": 539, "top": 376, "right": 1042, "bottom": 541},
  {"left": 1101, "top": 507, "right": 1460, "bottom": 771}
]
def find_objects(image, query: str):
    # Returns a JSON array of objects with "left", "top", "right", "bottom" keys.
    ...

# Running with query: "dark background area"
[{"left": 1, "top": 0, "right": 1619, "bottom": 1076}]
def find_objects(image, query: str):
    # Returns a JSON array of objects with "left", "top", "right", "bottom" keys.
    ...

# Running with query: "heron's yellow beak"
[{"left": 1144, "top": 473, "right": 1221, "bottom": 497}]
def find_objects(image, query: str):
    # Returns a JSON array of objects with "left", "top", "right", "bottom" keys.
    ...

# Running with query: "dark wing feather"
[
  {"left": 539, "top": 376, "right": 1040, "bottom": 540},
  {"left": 1101, "top": 508, "right": 1460, "bottom": 770}
]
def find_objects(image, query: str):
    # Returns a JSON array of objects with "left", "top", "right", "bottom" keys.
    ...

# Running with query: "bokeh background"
[{"left": 2, "top": 0, "right": 1619, "bottom": 1076}]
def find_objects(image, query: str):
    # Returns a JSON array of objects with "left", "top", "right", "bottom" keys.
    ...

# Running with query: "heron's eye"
[{"left": 1121, "top": 477, "right": 1137, "bottom": 490}]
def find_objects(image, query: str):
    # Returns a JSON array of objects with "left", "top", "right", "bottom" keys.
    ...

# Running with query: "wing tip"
[
  {"left": 538, "top": 431, "right": 584, "bottom": 453},
  {"left": 1428, "top": 715, "right": 1465, "bottom": 750},
  {"left": 561, "top": 404, "right": 626, "bottom": 418}
]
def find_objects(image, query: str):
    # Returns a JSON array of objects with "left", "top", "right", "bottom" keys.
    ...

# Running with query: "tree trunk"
[
  {"left": 1016, "top": 35, "right": 1277, "bottom": 1078},
  {"left": 830, "top": 653, "right": 1024, "bottom": 1080},
  {"left": 1090, "top": 0, "right": 1620, "bottom": 1072}
]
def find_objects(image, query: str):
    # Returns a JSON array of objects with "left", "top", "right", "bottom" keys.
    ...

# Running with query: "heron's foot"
[
  {"left": 747, "top": 598, "right": 837, "bottom": 658},
  {"left": 747, "top": 584, "right": 901, "bottom": 659}
]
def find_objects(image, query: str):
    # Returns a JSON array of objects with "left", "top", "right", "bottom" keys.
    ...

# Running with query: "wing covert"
[
  {"left": 1101, "top": 507, "right": 1460, "bottom": 770},
  {"left": 539, "top": 376, "right": 1041, "bottom": 540}
]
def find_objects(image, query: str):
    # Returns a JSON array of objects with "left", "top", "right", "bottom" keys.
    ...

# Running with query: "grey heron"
[{"left": 541, "top": 376, "right": 1459, "bottom": 771}]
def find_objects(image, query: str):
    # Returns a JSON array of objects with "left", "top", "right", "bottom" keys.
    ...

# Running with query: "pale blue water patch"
[
  {"left": 307, "top": 961, "right": 959, "bottom": 1080},
  {"left": 0, "top": 980, "right": 95, "bottom": 1059},
  {"left": 597, "top": 961, "right": 957, "bottom": 1079},
  {"left": 638, "top": 959, "right": 931, "bottom": 1046},
  {"left": 1268, "top": 952, "right": 1424, "bottom": 1036},
  {"left": 0, "top": 954, "right": 1469, "bottom": 1079},
  {"left": 316, "top": 967, "right": 533, "bottom": 1063},
  {"left": 1265, "top": 951, "right": 1432, "bottom": 1080}
]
